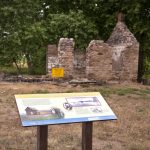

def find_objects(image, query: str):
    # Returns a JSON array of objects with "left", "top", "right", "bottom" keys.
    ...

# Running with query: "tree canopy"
[{"left": 0, "top": 0, "right": 150, "bottom": 78}]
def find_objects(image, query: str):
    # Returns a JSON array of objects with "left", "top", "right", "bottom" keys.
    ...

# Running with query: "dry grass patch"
[{"left": 0, "top": 82, "right": 149, "bottom": 150}]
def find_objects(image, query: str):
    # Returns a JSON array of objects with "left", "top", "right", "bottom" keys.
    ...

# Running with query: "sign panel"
[
  {"left": 51, "top": 68, "right": 64, "bottom": 78},
  {"left": 15, "top": 92, "right": 117, "bottom": 127}
]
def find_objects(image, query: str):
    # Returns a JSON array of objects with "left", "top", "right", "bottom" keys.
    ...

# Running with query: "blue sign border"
[{"left": 22, "top": 115, "right": 117, "bottom": 126}]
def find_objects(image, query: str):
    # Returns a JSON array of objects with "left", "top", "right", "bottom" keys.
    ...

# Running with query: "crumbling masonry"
[{"left": 47, "top": 16, "right": 139, "bottom": 82}]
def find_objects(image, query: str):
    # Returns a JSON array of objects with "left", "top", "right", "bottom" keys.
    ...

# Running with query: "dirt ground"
[{"left": 0, "top": 81, "right": 149, "bottom": 150}]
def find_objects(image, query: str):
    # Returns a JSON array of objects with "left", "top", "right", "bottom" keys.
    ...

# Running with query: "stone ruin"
[
  {"left": 47, "top": 38, "right": 75, "bottom": 79},
  {"left": 47, "top": 15, "right": 139, "bottom": 82}
]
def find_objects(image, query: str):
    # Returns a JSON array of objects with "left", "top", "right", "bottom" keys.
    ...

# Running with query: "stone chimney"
[
  {"left": 107, "top": 13, "right": 139, "bottom": 81},
  {"left": 107, "top": 14, "right": 138, "bottom": 46},
  {"left": 117, "top": 12, "right": 125, "bottom": 22}
]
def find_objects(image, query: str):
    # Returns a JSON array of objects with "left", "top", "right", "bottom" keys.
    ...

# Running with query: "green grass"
[
  {"left": 116, "top": 88, "right": 138, "bottom": 96},
  {"left": 143, "top": 74, "right": 150, "bottom": 79},
  {"left": 0, "top": 66, "right": 18, "bottom": 75},
  {"left": 99, "top": 87, "right": 115, "bottom": 97},
  {"left": 139, "top": 89, "right": 150, "bottom": 94},
  {"left": 0, "top": 66, "right": 28, "bottom": 75},
  {"left": 99, "top": 87, "right": 150, "bottom": 99}
]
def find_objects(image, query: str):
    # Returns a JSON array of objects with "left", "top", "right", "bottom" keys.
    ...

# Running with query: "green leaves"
[
  {"left": 0, "top": 0, "right": 149, "bottom": 76},
  {"left": 44, "top": 11, "right": 98, "bottom": 50}
]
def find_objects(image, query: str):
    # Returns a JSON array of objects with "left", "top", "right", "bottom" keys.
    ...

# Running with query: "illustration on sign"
[
  {"left": 63, "top": 97, "right": 101, "bottom": 110},
  {"left": 25, "top": 106, "right": 64, "bottom": 119},
  {"left": 15, "top": 92, "right": 117, "bottom": 126}
]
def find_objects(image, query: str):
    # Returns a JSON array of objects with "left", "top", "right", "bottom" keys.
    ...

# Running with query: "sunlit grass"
[
  {"left": 100, "top": 87, "right": 150, "bottom": 99},
  {"left": 0, "top": 82, "right": 149, "bottom": 150}
]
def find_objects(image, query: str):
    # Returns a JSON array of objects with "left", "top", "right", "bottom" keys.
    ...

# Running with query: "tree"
[
  {"left": 44, "top": 11, "right": 98, "bottom": 50},
  {"left": 0, "top": 0, "right": 149, "bottom": 77},
  {"left": 0, "top": 0, "right": 47, "bottom": 74}
]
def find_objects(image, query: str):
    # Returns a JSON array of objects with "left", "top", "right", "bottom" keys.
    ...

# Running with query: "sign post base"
[
  {"left": 82, "top": 122, "right": 93, "bottom": 150},
  {"left": 37, "top": 125, "right": 48, "bottom": 150}
]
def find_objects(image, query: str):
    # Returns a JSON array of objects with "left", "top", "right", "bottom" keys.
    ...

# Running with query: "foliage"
[
  {"left": 0, "top": 66, "right": 28, "bottom": 75},
  {"left": 45, "top": 11, "right": 98, "bottom": 50},
  {"left": 0, "top": 0, "right": 46, "bottom": 74},
  {"left": 30, "top": 47, "right": 46, "bottom": 75},
  {"left": 0, "top": 0, "right": 150, "bottom": 76},
  {"left": 144, "top": 57, "right": 150, "bottom": 77}
]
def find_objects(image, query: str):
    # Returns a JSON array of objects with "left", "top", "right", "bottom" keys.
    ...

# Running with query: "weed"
[
  {"left": 99, "top": 87, "right": 115, "bottom": 97},
  {"left": 139, "top": 89, "right": 150, "bottom": 95},
  {"left": 31, "top": 89, "right": 49, "bottom": 94},
  {"left": 116, "top": 88, "right": 138, "bottom": 96},
  {"left": 100, "top": 87, "right": 150, "bottom": 98},
  {"left": 134, "top": 89, "right": 150, "bottom": 100},
  {"left": 0, "top": 66, "right": 28, "bottom": 75},
  {"left": 141, "top": 95, "right": 150, "bottom": 100}
]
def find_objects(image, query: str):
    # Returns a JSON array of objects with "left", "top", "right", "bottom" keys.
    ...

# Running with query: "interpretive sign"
[
  {"left": 51, "top": 68, "right": 64, "bottom": 78},
  {"left": 15, "top": 92, "right": 117, "bottom": 127}
]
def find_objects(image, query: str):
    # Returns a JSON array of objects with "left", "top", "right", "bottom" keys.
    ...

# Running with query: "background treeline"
[{"left": 0, "top": 0, "right": 150, "bottom": 80}]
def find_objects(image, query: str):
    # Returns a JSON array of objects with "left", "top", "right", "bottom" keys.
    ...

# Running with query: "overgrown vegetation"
[
  {"left": 0, "top": 66, "right": 28, "bottom": 75},
  {"left": 0, "top": 0, "right": 150, "bottom": 77}
]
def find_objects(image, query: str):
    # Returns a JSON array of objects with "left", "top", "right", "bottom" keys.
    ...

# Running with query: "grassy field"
[{"left": 0, "top": 82, "right": 149, "bottom": 150}]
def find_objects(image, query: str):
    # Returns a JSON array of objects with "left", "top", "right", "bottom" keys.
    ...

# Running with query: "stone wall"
[
  {"left": 73, "top": 51, "right": 86, "bottom": 79},
  {"left": 58, "top": 38, "right": 74, "bottom": 79},
  {"left": 120, "top": 45, "right": 139, "bottom": 81},
  {"left": 46, "top": 15, "right": 139, "bottom": 82},
  {"left": 47, "top": 44, "right": 58, "bottom": 74},
  {"left": 110, "top": 45, "right": 136, "bottom": 81},
  {"left": 107, "top": 17, "right": 139, "bottom": 81},
  {"left": 86, "top": 40, "right": 112, "bottom": 81}
]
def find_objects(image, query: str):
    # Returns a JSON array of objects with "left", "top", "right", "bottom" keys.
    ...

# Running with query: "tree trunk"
[
  {"left": 137, "top": 43, "right": 144, "bottom": 82},
  {"left": 26, "top": 54, "right": 33, "bottom": 74},
  {"left": 13, "top": 58, "right": 21, "bottom": 74}
]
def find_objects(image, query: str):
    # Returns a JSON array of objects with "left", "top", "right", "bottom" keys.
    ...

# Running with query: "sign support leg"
[
  {"left": 82, "top": 122, "right": 93, "bottom": 150},
  {"left": 37, "top": 125, "right": 48, "bottom": 150}
]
